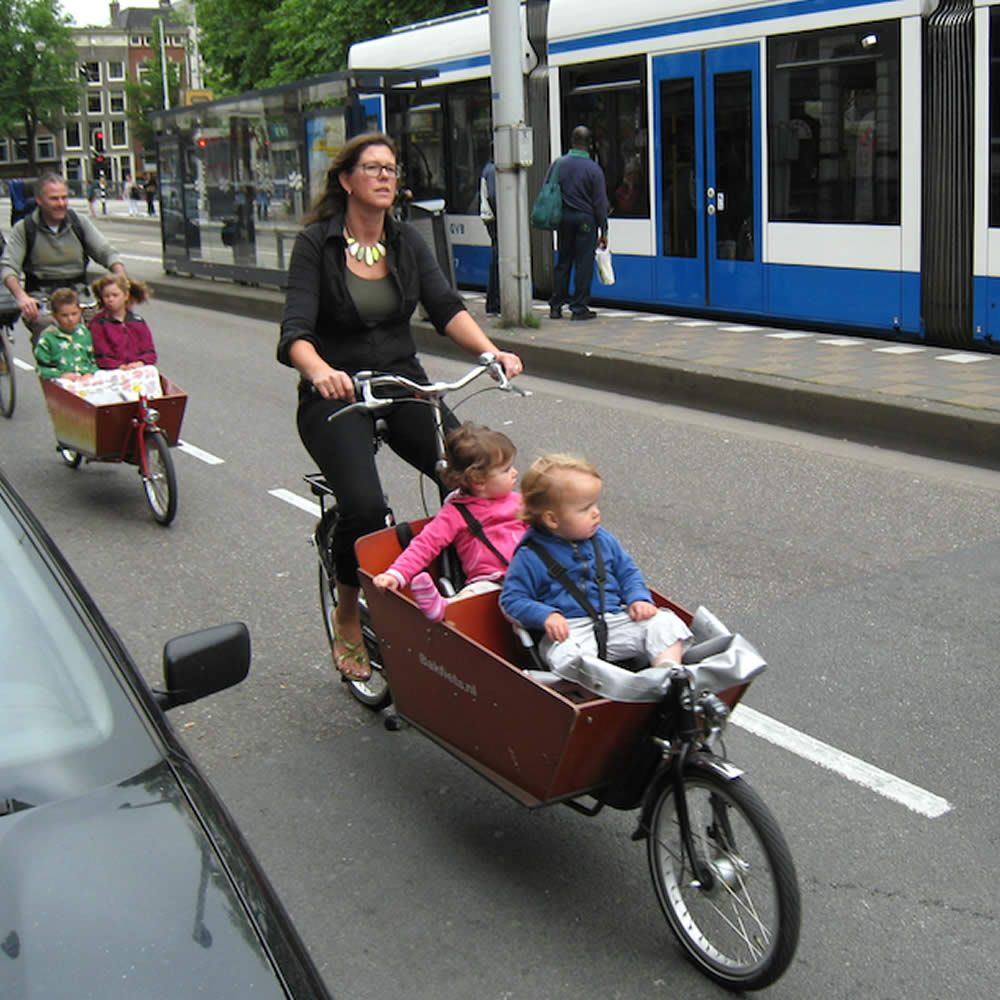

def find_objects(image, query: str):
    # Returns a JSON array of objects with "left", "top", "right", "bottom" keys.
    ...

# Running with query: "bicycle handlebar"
[{"left": 326, "top": 352, "right": 528, "bottom": 423}]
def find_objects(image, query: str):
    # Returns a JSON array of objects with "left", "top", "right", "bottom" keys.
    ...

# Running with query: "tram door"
[{"left": 652, "top": 44, "right": 762, "bottom": 312}]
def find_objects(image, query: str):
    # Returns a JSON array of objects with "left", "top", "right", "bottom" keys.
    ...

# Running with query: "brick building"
[{"left": 1, "top": 2, "right": 196, "bottom": 196}]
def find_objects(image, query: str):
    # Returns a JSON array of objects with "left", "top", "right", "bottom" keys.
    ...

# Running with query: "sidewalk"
[{"left": 23, "top": 198, "right": 1000, "bottom": 469}]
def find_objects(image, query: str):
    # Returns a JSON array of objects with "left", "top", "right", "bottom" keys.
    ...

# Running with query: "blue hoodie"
[{"left": 500, "top": 525, "right": 652, "bottom": 631}]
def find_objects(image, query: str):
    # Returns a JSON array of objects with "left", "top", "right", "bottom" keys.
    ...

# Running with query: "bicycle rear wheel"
[
  {"left": 0, "top": 332, "right": 15, "bottom": 418},
  {"left": 141, "top": 430, "right": 178, "bottom": 525},
  {"left": 317, "top": 515, "right": 391, "bottom": 709},
  {"left": 647, "top": 765, "right": 800, "bottom": 990}
]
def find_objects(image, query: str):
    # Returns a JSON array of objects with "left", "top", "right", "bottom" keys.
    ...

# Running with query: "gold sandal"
[{"left": 333, "top": 634, "right": 371, "bottom": 682}]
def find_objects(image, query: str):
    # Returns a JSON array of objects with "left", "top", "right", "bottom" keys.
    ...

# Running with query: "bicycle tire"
[
  {"left": 317, "top": 521, "right": 391, "bottom": 709},
  {"left": 142, "top": 431, "right": 178, "bottom": 525},
  {"left": 646, "top": 765, "right": 800, "bottom": 990},
  {"left": 0, "top": 332, "right": 15, "bottom": 418}
]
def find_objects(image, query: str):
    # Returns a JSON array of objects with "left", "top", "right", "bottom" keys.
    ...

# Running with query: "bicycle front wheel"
[
  {"left": 141, "top": 431, "right": 178, "bottom": 525},
  {"left": 647, "top": 765, "right": 800, "bottom": 991},
  {"left": 0, "top": 332, "right": 15, "bottom": 418},
  {"left": 318, "top": 540, "right": 390, "bottom": 709}
]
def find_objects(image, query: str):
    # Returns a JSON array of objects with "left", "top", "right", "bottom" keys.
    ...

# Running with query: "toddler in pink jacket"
[{"left": 372, "top": 423, "right": 526, "bottom": 621}]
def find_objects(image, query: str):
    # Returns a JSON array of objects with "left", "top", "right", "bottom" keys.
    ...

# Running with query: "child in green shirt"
[{"left": 34, "top": 287, "right": 97, "bottom": 380}]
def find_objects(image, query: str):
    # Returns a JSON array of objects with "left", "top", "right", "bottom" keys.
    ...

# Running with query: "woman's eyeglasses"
[{"left": 356, "top": 163, "right": 401, "bottom": 179}]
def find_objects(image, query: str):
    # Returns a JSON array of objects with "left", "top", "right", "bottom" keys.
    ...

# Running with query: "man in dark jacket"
[{"left": 548, "top": 125, "right": 609, "bottom": 321}]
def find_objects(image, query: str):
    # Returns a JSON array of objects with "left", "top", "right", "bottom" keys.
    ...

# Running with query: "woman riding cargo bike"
[{"left": 277, "top": 131, "right": 523, "bottom": 684}]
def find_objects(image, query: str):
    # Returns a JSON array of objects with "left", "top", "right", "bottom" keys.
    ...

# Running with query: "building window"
[
  {"left": 65, "top": 122, "right": 82, "bottom": 148},
  {"left": 110, "top": 92, "right": 126, "bottom": 114},
  {"left": 108, "top": 60, "right": 125, "bottom": 80},
  {"left": 0, "top": 140, "right": 8, "bottom": 163},
  {"left": 768, "top": 20, "right": 901, "bottom": 224},
  {"left": 14, "top": 139, "right": 29, "bottom": 161},
  {"left": 37, "top": 136, "right": 55, "bottom": 160},
  {"left": 82, "top": 61, "right": 101, "bottom": 84},
  {"left": 561, "top": 57, "right": 650, "bottom": 219},
  {"left": 87, "top": 92, "right": 103, "bottom": 114},
  {"left": 111, "top": 120, "right": 127, "bottom": 146}
]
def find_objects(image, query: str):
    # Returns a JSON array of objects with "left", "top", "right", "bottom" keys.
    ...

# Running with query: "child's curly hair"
[
  {"left": 91, "top": 273, "right": 152, "bottom": 306},
  {"left": 519, "top": 453, "right": 601, "bottom": 525},
  {"left": 442, "top": 422, "right": 516, "bottom": 492}
]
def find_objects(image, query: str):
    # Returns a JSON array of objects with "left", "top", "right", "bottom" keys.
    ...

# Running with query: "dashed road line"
[
  {"left": 270, "top": 487, "right": 321, "bottom": 517},
  {"left": 177, "top": 440, "right": 225, "bottom": 465},
  {"left": 732, "top": 704, "right": 951, "bottom": 818}
]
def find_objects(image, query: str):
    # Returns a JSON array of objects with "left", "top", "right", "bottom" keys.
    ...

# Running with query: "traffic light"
[{"left": 94, "top": 130, "right": 104, "bottom": 152}]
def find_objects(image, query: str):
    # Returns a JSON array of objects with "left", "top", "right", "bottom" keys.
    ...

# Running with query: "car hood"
[{"left": 0, "top": 761, "right": 288, "bottom": 999}]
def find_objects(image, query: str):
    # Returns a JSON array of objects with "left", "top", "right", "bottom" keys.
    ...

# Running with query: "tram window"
[
  {"left": 388, "top": 80, "right": 491, "bottom": 212},
  {"left": 990, "top": 8, "right": 1000, "bottom": 228},
  {"left": 561, "top": 58, "right": 649, "bottom": 218},
  {"left": 445, "top": 81, "right": 493, "bottom": 215},
  {"left": 660, "top": 78, "right": 697, "bottom": 258},
  {"left": 768, "top": 21, "right": 900, "bottom": 224}
]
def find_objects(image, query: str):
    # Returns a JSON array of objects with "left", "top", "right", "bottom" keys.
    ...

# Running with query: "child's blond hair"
[
  {"left": 92, "top": 273, "right": 152, "bottom": 306},
  {"left": 442, "top": 422, "right": 516, "bottom": 492},
  {"left": 519, "top": 453, "right": 601, "bottom": 525}
]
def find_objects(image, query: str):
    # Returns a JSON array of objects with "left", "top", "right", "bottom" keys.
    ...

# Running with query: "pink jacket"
[
  {"left": 89, "top": 309, "right": 157, "bottom": 369},
  {"left": 385, "top": 491, "right": 526, "bottom": 587}
]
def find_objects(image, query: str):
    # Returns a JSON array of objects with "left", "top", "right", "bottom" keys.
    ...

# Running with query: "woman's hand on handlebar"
[
  {"left": 310, "top": 363, "right": 356, "bottom": 401},
  {"left": 495, "top": 350, "right": 523, "bottom": 381}
]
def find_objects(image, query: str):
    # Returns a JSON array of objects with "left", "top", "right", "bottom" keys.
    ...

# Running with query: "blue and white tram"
[{"left": 350, "top": 0, "right": 997, "bottom": 350}]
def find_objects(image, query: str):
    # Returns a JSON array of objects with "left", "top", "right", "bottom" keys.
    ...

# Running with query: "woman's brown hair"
[{"left": 304, "top": 132, "right": 397, "bottom": 225}]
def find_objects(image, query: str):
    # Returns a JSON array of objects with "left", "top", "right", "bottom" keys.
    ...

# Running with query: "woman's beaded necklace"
[{"left": 344, "top": 226, "right": 386, "bottom": 267}]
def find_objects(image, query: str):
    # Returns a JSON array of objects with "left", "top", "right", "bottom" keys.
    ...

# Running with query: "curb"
[{"left": 149, "top": 273, "right": 1000, "bottom": 471}]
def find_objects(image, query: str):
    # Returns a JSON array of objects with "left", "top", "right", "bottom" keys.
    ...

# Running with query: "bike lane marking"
[
  {"left": 270, "top": 486, "right": 952, "bottom": 819},
  {"left": 732, "top": 705, "right": 952, "bottom": 818},
  {"left": 177, "top": 440, "right": 225, "bottom": 465},
  {"left": 13, "top": 358, "right": 34, "bottom": 371},
  {"left": 270, "top": 487, "right": 320, "bottom": 517}
]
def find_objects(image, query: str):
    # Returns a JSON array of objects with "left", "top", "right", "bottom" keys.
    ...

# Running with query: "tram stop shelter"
[{"left": 148, "top": 70, "right": 439, "bottom": 289}]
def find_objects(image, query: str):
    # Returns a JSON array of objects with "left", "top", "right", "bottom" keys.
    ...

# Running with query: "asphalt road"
[{"left": 2, "top": 258, "right": 999, "bottom": 998}]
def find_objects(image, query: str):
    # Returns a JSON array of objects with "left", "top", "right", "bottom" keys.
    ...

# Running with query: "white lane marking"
[
  {"left": 14, "top": 357, "right": 35, "bottom": 371},
  {"left": 177, "top": 440, "right": 225, "bottom": 465},
  {"left": 121, "top": 253, "right": 163, "bottom": 263},
  {"left": 935, "top": 353, "right": 991, "bottom": 364},
  {"left": 874, "top": 345, "right": 926, "bottom": 355},
  {"left": 817, "top": 337, "right": 865, "bottom": 346},
  {"left": 635, "top": 315, "right": 673, "bottom": 323},
  {"left": 767, "top": 331, "right": 812, "bottom": 340},
  {"left": 732, "top": 704, "right": 952, "bottom": 818},
  {"left": 720, "top": 325, "right": 762, "bottom": 332},
  {"left": 270, "top": 487, "right": 320, "bottom": 517},
  {"left": 675, "top": 319, "right": 715, "bottom": 327}
]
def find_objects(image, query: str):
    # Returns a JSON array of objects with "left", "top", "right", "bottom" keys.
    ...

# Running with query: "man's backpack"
[{"left": 530, "top": 158, "right": 563, "bottom": 231}]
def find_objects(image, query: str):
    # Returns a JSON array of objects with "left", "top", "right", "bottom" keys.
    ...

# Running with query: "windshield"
[{"left": 0, "top": 505, "right": 160, "bottom": 809}]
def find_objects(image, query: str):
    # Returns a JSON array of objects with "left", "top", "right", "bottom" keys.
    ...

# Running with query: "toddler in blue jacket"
[{"left": 500, "top": 453, "right": 691, "bottom": 674}]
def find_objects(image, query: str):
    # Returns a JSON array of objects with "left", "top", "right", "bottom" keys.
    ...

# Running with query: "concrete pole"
[{"left": 488, "top": 0, "right": 533, "bottom": 323}]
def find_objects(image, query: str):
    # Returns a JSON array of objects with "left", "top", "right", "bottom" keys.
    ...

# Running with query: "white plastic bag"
[{"left": 595, "top": 246, "right": 615, "bottom": 285}]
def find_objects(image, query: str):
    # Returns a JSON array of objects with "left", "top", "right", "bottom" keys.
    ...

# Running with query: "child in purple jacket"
[
  {"left": 90, "top": 274, "right": 157, "bottom": 370},
  {"left": 372, "top": 423, "right": 526, "bottom": 621}
]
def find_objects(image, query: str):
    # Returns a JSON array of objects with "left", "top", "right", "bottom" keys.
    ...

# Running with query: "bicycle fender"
[{"left": 631, "top": 752, "right": 744, "bottom": 841}]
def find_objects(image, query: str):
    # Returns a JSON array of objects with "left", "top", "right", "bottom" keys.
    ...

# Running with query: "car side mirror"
[{"left": 155, "top": 622, "right": 251, "bottom": 711}]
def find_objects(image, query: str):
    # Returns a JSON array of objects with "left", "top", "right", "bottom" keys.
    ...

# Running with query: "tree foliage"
[
  {"left": 0, "top": 0, "right": 81, "bottom": 173},
  {"left": 125, "top": 18, "right": 183, "bottom": 151},
  {"left": 198, "top": 0, "right": 478, "bottom": 94}
]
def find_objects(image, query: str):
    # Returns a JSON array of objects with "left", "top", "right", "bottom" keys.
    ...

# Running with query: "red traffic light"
[
  {"left": 195, "top": 136, "right": 207, "bottom": 148},
  {"left": 95, "top": 130, "right": 103, "bottom": 141}
]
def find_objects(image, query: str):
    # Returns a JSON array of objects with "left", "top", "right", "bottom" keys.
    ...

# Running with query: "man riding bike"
[{"left": 0, "top": 172, "right": 127, "bottom": 340}]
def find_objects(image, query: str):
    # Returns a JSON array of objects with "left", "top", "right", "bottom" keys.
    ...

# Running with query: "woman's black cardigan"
[{"left": 277, "top": 213, "right": 466, "bottom": 385}]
